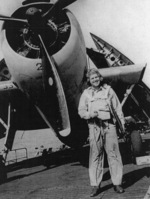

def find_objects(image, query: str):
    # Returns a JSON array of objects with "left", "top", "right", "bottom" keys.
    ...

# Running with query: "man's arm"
[{"left": 78, "top": 90, "right": 91, "bottom": 120}]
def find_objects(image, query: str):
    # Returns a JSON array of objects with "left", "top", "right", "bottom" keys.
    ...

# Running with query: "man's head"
[{"left": 86, "top": 68, "right": 103, "bottom": 87}]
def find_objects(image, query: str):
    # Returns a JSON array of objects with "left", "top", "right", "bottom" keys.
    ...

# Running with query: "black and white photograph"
[{"left": 0, "top": 0, "right": 150, "bottom": 198}]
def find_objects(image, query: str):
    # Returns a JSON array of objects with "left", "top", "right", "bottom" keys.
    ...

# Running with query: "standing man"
[{"left": 78, "top": 68, "right": 125, "bottom": 197}]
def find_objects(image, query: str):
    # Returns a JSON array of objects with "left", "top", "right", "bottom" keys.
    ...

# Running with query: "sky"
[{"left": 0, "top": 0, "right": 150, "bottom": 86}]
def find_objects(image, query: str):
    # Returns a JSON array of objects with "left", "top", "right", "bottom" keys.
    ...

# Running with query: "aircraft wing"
[
  {"left": 0, "top": 80, "right": 17, "bottom": 91},
  {"left": 100, "top": 63, "right": 146, "bottom": 84}
]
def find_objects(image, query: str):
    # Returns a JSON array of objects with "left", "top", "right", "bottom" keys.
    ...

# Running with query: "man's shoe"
[
  {"left": 90, "top": 186, "right": 100, "bottom": 197},
  {"left": 114, "top": 185, "right": 124, "bottom": 193}
]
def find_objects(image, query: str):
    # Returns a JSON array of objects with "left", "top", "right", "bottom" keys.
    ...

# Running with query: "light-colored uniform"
[{"left": 78, "top": 84, "right": 124, "bottom": 187}]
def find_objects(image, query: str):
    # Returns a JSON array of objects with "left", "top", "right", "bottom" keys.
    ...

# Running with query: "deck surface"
[{"left": 0, "top": 144, "right": 150, "bottom": 199}]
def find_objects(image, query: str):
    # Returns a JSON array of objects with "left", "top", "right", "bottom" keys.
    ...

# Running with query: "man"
[{"left": 78, "top": 68, "right": 125, "bottom": 197}]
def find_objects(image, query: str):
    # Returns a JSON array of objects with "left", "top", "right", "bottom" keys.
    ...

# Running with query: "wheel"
[{"left": 130, "top": 130, "right": 142, "bottom": 157}]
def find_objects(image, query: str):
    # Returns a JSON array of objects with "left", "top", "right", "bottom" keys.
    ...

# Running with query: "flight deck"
[{"left": 0, "top": 143, "right": 149, "bottom": 199}]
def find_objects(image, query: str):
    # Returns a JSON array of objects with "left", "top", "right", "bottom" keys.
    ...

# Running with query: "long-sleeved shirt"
[{"left": 78, "top": 84, "right": 125, "bottom": 127}]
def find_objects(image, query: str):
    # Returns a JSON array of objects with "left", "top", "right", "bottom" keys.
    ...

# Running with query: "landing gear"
[
  {"left": 0, "top": 102, "right": 17, "bottom": 184},
  {"left": 130, "top": 130, "right": 142, "bottom": 157},
  {"left": 124, "top": 117, "right": 143, "bottom": 164},
  {"left": 130, "top": 130, "right": 143, "bottom": 164}
]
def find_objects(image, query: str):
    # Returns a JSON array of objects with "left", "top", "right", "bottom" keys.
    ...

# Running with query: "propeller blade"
[
  {"left": 38, "top": 34, "right": 70, "bottom": 137},
  {"left": 0, "top": 15, "right": 27, "bottom": 23},
  {"left": 22, "top": 0, "right": 50, "bottom": 5},
  {"left": 42, "top": 0, "right": 77, "bottom": 18}
]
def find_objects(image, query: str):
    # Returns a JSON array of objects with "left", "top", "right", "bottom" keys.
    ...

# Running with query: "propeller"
[
  {"left": 42, "top": 0, "right": 77, "bottom": 18},
  {"left": 0, "top": 14, "right": 27, "bottom": 23},
  {"left": 38, "top": 34, "right": 71, "bottom": 137},
  {"left": 0, "top": 0, "right": 77, "bottom": 24}
]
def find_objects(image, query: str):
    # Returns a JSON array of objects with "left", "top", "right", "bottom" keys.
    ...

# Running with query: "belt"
[
  {"left": 88, "top": 118, "right": 114, "bottom": 124},
  {"left": 103, "top": 118, "right": 114, "bottom": 124}
]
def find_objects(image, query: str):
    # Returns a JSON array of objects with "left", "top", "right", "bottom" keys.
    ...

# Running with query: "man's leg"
[
  {"left": 104, "top": 124, "right": 124, "bottom": 193},
  {"left": 89, "top": 124, "right": 104, "bottom": 187}
]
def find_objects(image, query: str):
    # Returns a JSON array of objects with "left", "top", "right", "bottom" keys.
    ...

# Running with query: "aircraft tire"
[{"left": 130, "top": 130, "right": 142, "bottom": 157}]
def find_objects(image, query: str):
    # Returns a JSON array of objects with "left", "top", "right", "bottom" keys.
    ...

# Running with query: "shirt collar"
[{"left": 91, "top": 86, "right": 103, "bottom": 92}]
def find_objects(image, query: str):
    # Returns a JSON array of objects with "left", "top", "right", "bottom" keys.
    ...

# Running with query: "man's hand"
[{"left": 90, "top": 111, "right": 98, "bottom": 118}]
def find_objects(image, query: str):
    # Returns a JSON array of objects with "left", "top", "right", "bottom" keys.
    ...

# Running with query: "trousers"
[{"left": 88, "top": 121, "right": 123, "bottom": 186}]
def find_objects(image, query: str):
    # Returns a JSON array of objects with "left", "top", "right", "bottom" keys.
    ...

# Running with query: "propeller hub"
[
  {"left": 25, "top": 7, "right": 58, "bottom": 48},
  {"left": 26, "top": 7, "right": 41, "bottom": 16},
  {"left": 26, "top": 7, "right": 43, "bottom": 27},
  {"left": 3, "top": 2, "right": 71, "bottom": 58}
]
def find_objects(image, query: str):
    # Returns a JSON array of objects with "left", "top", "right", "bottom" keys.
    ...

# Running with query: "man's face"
[{"left": 89, "top": 73, "right": 100, "bottom": 88}]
